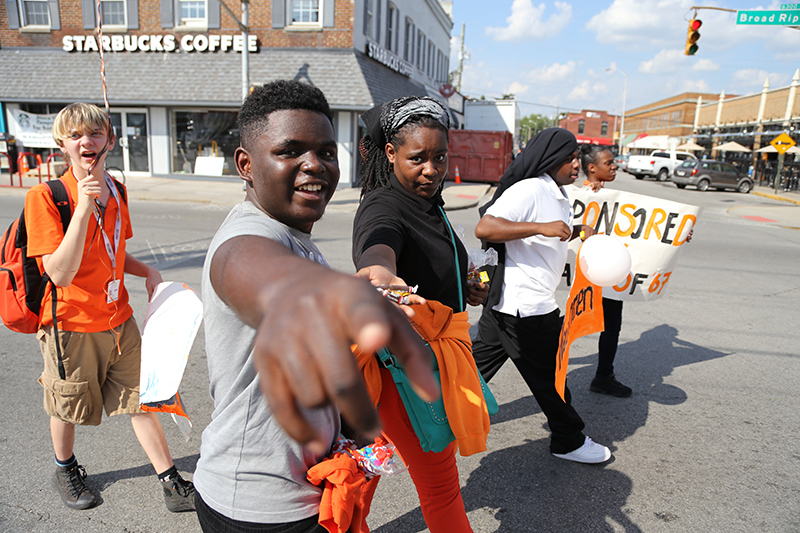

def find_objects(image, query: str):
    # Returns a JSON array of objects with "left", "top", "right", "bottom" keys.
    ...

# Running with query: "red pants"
[{"left": 360, "top": 369, "right": 473, "bottom": 533}]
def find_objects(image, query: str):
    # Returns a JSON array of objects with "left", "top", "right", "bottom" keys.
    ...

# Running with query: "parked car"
[
  {"left": 672, "top": 160, "right": 753, "bottom": 193},
  {"left": 627, "top": 150, "right": 697, "bottom": 181},
  {"left": 613, "top": 154, "right": 629, "bottom": 172}
]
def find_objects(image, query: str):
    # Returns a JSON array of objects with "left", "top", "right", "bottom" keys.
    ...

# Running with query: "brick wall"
[{"left": 1, "top": 0, "right": 354, "bottom": 49}]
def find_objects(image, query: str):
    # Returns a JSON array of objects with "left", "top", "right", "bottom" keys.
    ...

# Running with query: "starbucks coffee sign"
[{"left": 62, "top": 34, "right": 258, "bottom": 53}]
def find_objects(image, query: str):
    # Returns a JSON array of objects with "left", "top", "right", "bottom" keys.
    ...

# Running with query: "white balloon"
[{"left": 578, "top": 234, "right": 632, "bottom": 287}]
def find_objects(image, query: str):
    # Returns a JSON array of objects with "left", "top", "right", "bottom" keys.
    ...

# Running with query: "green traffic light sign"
[{"left": 736, "top": 10, "right": 800, "bottom": 25}]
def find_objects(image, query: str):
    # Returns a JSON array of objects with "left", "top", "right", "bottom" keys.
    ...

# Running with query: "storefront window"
[{"left": 172, "top": 110, "right": 238, "bottom": 176}]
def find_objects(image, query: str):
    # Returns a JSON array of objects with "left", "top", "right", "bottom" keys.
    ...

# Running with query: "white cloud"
[
  {"left": 526, "top": 61, "right": 577, "bottom": 83},
  {"left": 681, "top": 79, "right": 711, "bottom": 92},
  {"left": 586, "top": 0, "right": 693, "bottom": 48},
  {"left": 486, "top": 0, "right": 572, "bottom": 42},
  {"left": 638, "top": 49, "right": 686, "bottom": 74},
  {"left": 692, "top": 59, "right": 719, "bottom": 72},
  {"left": 567, "top": 81, "right": 608, "bottom": 103},
  {"left": 730, "top": 69, "right": 790, "bottom": 92},
  {"left": 507, "top": 81, "right": 530, "bottom": 96}
]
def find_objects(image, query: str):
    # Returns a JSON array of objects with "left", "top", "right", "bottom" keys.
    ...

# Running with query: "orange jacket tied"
[{"left": 354, "top": 299, "right": 492, "bottom": 457}]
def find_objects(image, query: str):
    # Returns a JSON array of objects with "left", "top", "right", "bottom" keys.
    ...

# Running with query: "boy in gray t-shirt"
[{"left": 194, "top": 80, "right": 438, "bottom": 532}]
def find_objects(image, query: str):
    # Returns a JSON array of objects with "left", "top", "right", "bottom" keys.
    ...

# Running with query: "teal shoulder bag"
[{"left": 375, "top": 208, "right": 498, "bottom": 454}]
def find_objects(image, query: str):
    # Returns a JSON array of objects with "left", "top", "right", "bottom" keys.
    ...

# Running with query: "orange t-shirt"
[{"left": 25, "top": 168, "right": 134, "bottom": 332}]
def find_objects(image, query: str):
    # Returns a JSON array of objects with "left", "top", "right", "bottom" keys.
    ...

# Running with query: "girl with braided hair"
[
  {"left": 351, "top": 96, "right": 492, "bottom": 532},
  {"left": 577, "top": 144, "right": 632, "bottom": 397}
]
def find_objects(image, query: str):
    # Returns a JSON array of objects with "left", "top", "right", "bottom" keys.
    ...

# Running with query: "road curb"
[{"left": 752, "top": 190, "right": 800, "bottom": 205}]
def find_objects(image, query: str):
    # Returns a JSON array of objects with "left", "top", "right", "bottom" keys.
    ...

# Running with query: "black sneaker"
[
  {"left": 161, "top": 473, "right": 196, "bottom": 513},
  {"left": 53, "top": 463, "right": 97, "bottom": 510},
  {"left": 590, "top": 374, "right": 632, "bottom": 398}
]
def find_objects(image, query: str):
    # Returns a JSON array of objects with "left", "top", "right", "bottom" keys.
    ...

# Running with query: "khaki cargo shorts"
[{"left": 37, "top": 316, "right": 144, "bottom": 426}]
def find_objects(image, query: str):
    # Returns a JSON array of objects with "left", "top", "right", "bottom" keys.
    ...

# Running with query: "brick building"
[
  {"left": 557, "top": 109, "right": 617, "bottom": 146},
  {"left": 621, "top": 92, "right": 721, "bottom": 152},
  {"left": 1, "top": 0, "right": 455, "bottom": 184}
]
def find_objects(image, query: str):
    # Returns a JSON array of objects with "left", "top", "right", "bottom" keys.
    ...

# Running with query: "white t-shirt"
[{"left": 485, "top": 174, "right": 573, "bottom": 317}]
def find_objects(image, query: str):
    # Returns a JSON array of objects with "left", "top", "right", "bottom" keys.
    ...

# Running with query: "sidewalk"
[{"left": 0, "top": 171, "right": 494, "bottom": 212}]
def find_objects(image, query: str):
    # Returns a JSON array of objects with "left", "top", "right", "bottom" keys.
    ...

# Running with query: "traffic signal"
[{"left": 685, "top": 19, "right": 701, "bottom": 55}]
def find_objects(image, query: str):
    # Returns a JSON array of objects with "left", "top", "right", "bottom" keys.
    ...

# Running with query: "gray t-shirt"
[{"left": 194, "top": 201, "right": 340, "bottom": 523}]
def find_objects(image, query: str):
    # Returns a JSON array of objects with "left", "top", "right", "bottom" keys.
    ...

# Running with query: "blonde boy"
[{"left": 24, "top": 103, "right": 194, "bottom": 512}]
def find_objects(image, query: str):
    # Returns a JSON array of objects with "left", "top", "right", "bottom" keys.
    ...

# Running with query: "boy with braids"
[
  {"left": 25, "top": 103, "right": 195, "bottom": 511},
  {"left": 193, "top": 80, "right": 436, "bottom": 532}
]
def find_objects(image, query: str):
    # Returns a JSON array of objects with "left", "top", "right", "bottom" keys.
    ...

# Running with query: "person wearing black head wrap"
[
  {"left": 478, "top": 127, "right": 580, "bottom": 310},
  {"left": 471, "top": 127, "right": 613, "bottom": 465}
]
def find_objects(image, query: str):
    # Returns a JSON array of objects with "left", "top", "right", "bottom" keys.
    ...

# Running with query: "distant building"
[
  {"left": 622, "top": 92, "right": 722, "bottom": 152},
  {"left": 1, "top": 0, "right": 456, "bottom": 185},
  {"left": 557, "top": 109, "right": 617, "bottom": 147}
]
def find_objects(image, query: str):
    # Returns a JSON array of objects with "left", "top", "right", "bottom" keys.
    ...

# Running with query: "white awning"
[{"left": 627, "top": 135, "right": 670, "bottom": 150}]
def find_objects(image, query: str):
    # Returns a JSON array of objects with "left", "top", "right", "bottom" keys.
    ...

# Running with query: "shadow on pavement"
[
  {"left": 376, "top": 324, "right": 730, "bottom": 532},
  {"left": 90, "top": 454, "right": 199, "bottom": 494}
]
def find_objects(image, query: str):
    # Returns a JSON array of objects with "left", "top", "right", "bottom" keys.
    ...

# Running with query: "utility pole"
[
  {"left": 219, "top": 0, "right": 251, "bottom": 100},
  {"left": 456, "top": 23, "right": 465, "bottom": 92},
  {"left": 242, "top": 0, "right": 249, "bottom": 100}
]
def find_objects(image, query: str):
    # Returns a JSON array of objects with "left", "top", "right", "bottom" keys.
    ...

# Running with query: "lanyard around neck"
[
  {"left": 93, "top": 173, "right": 122, "bottom": 279},
  {"left": 437, "top": 206, "right": 465, "bottom": 313}
]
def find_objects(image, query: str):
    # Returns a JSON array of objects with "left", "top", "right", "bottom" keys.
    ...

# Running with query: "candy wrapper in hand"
[
  {"left": 455, "top": 225, "right": 498, "bottom": 283},
  {"left": 351, "top": 437, "right": 406, "bottom": 478},
  {"left": 329, "top": 436, "right": 407, "bottom": 479}
]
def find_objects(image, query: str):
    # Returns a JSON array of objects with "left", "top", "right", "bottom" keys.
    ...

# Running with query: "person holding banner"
[
  {"left": 576, "top": 145, "right": 692, "bottom": 398},
  {"left": 472, "top": 127, "right": 612, "bottom": 464},
  {"left": 24, "top": 103, "right": 195, "bottom": 511},
  {"left": 577, "top": 144, "right": 633, "bottom": 398}
]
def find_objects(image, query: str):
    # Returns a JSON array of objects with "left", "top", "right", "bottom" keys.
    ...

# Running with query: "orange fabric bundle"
[
  {"left": 306, "top": 452, "right": 368, "bottom": 533},
  {"left": 353, "top": 300, "right": 492, "bottom": 457}
]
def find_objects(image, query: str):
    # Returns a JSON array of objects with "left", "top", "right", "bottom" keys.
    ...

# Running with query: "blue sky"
[{"left": 449, "top": 0, "right": 800, "bottom": 119}]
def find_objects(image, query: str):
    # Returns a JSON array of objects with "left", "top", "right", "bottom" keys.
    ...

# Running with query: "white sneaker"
[{"left": 552, "top": 436, "right": 611, "bottom": 464}]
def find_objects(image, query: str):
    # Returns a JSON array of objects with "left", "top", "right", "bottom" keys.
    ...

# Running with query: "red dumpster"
[{"left": 447, "top": 129, "right": 513, "bottom": 184}]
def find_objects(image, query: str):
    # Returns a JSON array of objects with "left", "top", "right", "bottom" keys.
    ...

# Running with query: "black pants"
[
  {"left": 195, "top": 491, "right": 326, "bottom": 533},
  {"left": 472, "top": 307, "right": 586, "bottom": 454},
  {"left": 597, "top": 298, "right": 624, "bottom": 377}
]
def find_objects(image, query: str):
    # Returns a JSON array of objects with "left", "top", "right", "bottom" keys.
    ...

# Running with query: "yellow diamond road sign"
[{"left": 770, "top": 133, "right": 796, "bottom": 155}]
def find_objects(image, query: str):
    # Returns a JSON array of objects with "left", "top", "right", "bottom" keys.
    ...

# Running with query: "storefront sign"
[
  {"left": 62, "top": 34, "right": 258, "bottom": 53},
  {"left": 9, "top": 109, "right": 58, "bottom": 148},
  {"left": 562, "top": 187, "right": 701, "bottom": 301},
  {"left": 366, "top": 41, "right": 413, "bottom": 77}
]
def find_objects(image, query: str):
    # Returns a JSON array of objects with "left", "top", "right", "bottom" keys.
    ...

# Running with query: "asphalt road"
[{"left": 1, "top": 174, "right": 799, "bottom": 532}]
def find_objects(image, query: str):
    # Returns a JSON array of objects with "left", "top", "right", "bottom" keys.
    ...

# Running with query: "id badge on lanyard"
[{"left": 93, "top": 174, "right": 122, "bottom": 304}]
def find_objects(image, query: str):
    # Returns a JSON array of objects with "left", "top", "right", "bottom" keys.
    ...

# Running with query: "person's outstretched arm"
[
  {"left": 210, "top": 234, "right": 439, "bottom": 455},
  {"left": 475, "top": 214, "right": 572, "bottom": 243}
]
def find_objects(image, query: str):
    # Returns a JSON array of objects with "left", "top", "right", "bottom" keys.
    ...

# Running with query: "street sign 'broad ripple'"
[{"left": 736, "top": 10, "right": 800, "bottom": 25}]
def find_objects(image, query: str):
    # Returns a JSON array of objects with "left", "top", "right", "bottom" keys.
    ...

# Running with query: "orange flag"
[{"left": 555, "top": 249, "right": 604, "bottom": 400}]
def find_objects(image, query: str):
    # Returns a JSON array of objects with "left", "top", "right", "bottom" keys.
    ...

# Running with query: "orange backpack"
[{"left": 0, "top": 179, "right": 72, "bottom": 334}]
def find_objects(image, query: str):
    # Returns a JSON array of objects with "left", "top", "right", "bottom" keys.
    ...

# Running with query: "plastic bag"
[{"left": 455, "top": 225, "right": 498, "bottom": 282}]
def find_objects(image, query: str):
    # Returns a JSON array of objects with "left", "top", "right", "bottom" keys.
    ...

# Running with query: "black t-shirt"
[{"left": 352, "top": 174, "right": 468, "bottom": 312}]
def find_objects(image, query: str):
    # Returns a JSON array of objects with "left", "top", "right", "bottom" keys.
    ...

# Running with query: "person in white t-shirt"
[{"left": 471, "top": 128, "right": 612, "bottom": 465}]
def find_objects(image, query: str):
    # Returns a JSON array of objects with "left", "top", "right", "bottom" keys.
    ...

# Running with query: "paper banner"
[
  {"left": 139, "top": 281, "right": 202, "bottom": 440},
  {"left": 562, "top": 188, "right": 701, "bottom": 301},
  {"left": 556, "top": 253, "right": 604, "bottom": 401},
  {"left": 9, "top": 109, "right": 59, "bottom": 148}
]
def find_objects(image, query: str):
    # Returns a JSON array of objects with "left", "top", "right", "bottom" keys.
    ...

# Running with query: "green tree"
[{"left": 520, "top": 113, "right": 554, "bottom": 144}]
